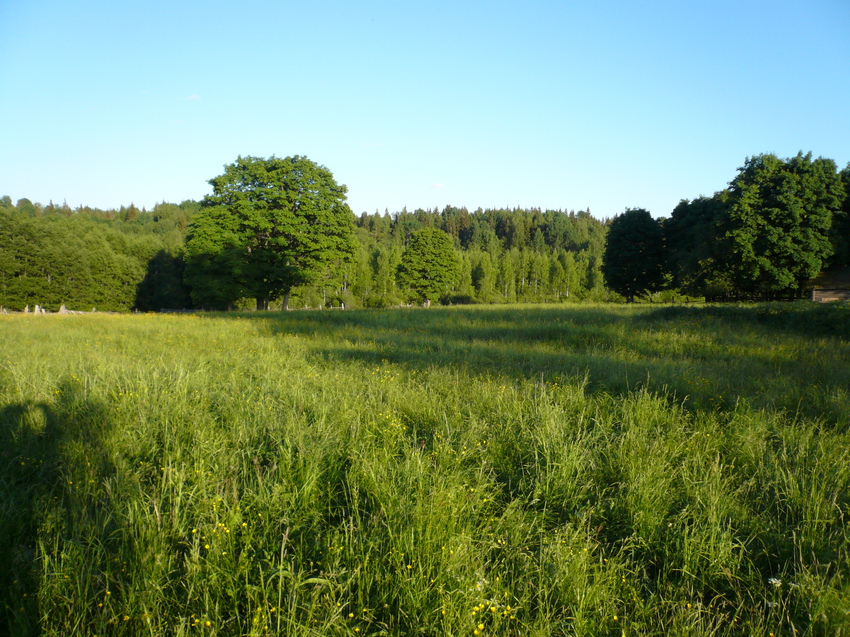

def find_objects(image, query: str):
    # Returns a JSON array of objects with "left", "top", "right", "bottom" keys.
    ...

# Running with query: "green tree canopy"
[
  {"left": 602, "top": 208, "right": 666, "bottom": 302},
  {"left": 396, "top": 228, "right": 460, "bottom": 304},
  {"left": 721, "top": 152, "right": 844, "bottom": 294},
  {"left": 0, "top": 210, "right": 149, "bottom": 311},
  {"left": 830, "top": 163, "right": 850, "bottom": 267},
  {"left": 663, "top": 194, "right": 728, "bottom": 296},
  {"left": 185, "top": 155, "right": 356, "bottom": 310}
]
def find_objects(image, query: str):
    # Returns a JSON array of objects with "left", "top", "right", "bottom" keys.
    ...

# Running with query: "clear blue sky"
[{"left": 1, "top": 0, "right": 848, "bottom": 219}]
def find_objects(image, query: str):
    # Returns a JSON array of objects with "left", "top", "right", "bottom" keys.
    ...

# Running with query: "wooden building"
[{"left": 810, "top": 267, "right": 850, "bottom": 302}]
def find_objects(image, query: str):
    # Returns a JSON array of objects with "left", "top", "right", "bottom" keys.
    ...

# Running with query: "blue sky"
[{"left": 1, "top": 0, "right": 848, "bottom": 219}]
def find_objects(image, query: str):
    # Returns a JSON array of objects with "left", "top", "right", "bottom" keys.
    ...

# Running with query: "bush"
[
  {"left": 440, "top": 293, "right": 478, "bottom": 306},
  {"left": 364, "top": 293, "right": 403, "bottom": 309}
]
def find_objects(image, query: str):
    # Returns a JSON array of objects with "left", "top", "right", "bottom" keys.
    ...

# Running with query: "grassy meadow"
[{"left": 1, "top": 303, "right": 849, "bottom": 636}]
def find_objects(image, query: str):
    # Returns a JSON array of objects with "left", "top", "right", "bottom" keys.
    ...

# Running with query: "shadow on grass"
[
  {"left": 222, "top": 303, "right": 850, "bottom": 422},
  {"left": 636, "top": 301, "right": 850, "bottom": 340},
  {"left": 0, "top": 381, "right": 117, "bottom": 636}
]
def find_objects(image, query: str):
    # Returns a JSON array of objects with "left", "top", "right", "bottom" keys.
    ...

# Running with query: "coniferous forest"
[
  {"left": 0, "top": 197, "right": 611, "bottom": 311},
  {"left": 1, "top": 151, "right": 848, "bottom": 312}
]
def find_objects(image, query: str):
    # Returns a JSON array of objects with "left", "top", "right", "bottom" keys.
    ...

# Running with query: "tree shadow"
[
  {"left": 226, "top": 304, "right": 849, "bottom": 421},
  {"left": 636, "top": 301, "right": 850, "bottom": 340},
  {"left": 134, "top": 250, "right": 192, "bottom": 312}
]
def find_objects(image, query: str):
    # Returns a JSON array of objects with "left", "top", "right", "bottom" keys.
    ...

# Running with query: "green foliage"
[
  {"left": 0, "top": 199, "right": 195, "bottom": 311},
  {"left": 602, "top": 208, "right": 666, "bottom": 302},
  {"left": 1, "top": 305, "right": 849, "bottom": 635},
  {"left": 1, "top": 195, "right": 612, "bottom": 310},
  {"left": 660, "top": 152, "right": 847, "bottom": 299},
  {"left": 396, "top": 228, "right": 461, "bottom": 303},
  {"left": 720, "top": 152, "right": 844, "bottom": 294},
  {"left": 0, "top": 210, "right": 152, "bottom": 311},
  {"left": 186, "top": 156, "right": 356, "bottom": 310},
  {"left": 470, "top": 250, "right": 497, "bottom": 301},
  {"left": 182, "top": 205, "right": 245, "bottom": 310},
  {"left": 5, "top": 147, "right": 848, "bottom": 309},
  {"left": 664, "top": 194, "right": 727, "bottom": 295},
  {"left": 830, "top": 163, "right": 850, "bottom": 267},
  {"left": 351, "top": 206, "right": 608, "bottom": 305}
]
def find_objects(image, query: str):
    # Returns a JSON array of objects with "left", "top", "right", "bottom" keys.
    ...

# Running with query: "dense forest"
[
  {"left": 0, "top": 197, "right": 611, "bottom": 311},
  {"left": 1, "top": 151, "right": 848, "bottom": 312},
  {"left": 0, "top": 197, "right": 198, "bottom": 312}
]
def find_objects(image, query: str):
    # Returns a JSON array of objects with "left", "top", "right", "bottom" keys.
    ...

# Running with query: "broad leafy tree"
[
  {"left": 0, "top": 210, "right": 148, "bottom": 311},
  {"left": 185, "top": 156, "right": 356, "bottom": 310},
  {"left": 830, "top": 163, "right": 850, "bottom": 267},
  {"left": 602, "top": 208, "right": 666, "bottom": 302},
  {"left": 396, "top": 228, "right": 460, "bottom": 305},
  {"left": 183, "top": 205, "right": 245, "bottom": 309},
  {"left": 721, "top": 152, "right": 843, "bottom": 294},
  {"left": 663, "top": 194, "right": 728, "bottom": 296}
]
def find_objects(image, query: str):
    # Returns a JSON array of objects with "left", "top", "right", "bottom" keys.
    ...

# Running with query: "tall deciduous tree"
[
  {"left": 602, "top": 208, "right": 666, "bottom": 302},
  {"left": 183, "top": 204, "right": 246, "bottom": 310},
  {"left": 396, "top": 228, "right": 460, "bottom": 305},
  {"left": 721, "top": 152, "right": 843, "bottom": 294},
  {"left": 664, "top": 194, "right": 728, "bottom": 296},
  {"left": 185, "top": 156, "right": 355, "bottom": 310},
  {"left": 830, "top": 163, "right": 850, "bottom": 267}
]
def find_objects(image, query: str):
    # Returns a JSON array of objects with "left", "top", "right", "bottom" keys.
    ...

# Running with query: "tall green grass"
[{"left": 1, "top": 303, "right": 848, "bottom": 635}]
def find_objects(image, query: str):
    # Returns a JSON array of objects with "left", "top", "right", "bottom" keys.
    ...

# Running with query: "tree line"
[
  {"left": 1, "top": 151, "right": 847, "bottom": 312},
  {"left": 603, "top": 152, "right": 850, "bottom": 302},
  {"left": 0, "top": 198, "right": 198, "bottom": 311},
  {"left": 0, "top": 161, "right": 611, "bottom": 311}
]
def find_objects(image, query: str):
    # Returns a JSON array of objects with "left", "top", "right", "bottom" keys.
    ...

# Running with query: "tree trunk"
[
  {"left": 256, "top": 297, "right": 269, "bottom": 311},
  {"left": 282, "top": 289, "right": 291, "bottom": 311}
]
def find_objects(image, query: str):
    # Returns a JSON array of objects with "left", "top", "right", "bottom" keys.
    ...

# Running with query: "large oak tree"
[
  {"left": 185, "top": 156, "right": 356, "bottom": 310},
  {"left": 721, "top": 152, "right": 844, "bottom": 295}
]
